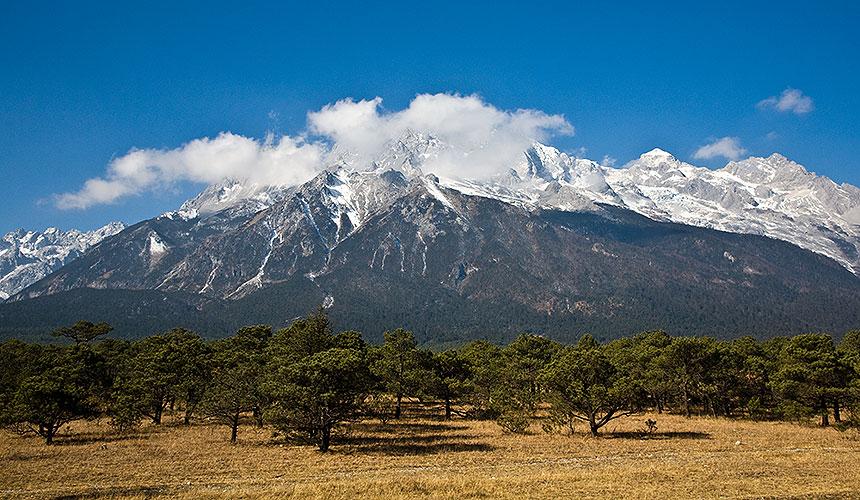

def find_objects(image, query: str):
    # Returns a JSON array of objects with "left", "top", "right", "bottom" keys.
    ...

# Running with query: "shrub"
[
  {"left": 496, "top": 412, "right": 530, "bottom": 434},
  {"left": 777, "top": 400, "right": 815, "bottom": 425}
]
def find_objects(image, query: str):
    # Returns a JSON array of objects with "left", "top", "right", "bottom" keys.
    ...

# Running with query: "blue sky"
[{"left": 1, "top": 0, "right": 859, "bottom": 234}]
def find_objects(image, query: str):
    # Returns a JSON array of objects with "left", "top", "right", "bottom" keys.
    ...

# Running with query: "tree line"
[{"left": 1, "top": 311, "right": 859, "bottom": 451}]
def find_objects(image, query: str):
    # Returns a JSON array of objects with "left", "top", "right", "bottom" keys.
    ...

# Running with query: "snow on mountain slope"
[
  {"left": 0, "top": 222, "right": 125, "bottom": 300},
  {"left": 437, "top": 141, "right": 860, "bottom": 274},
  {"left": 11, "top": 131, "right": 860, "bottom": 305},
  {"left": 171, "top": 133, "right": 860, "bottom": 275},
  {"left": 12, "top": 130, "right": 860, "bottom": 346},
  {"left": 601, "top": 150, "right": 860, "bottom": 273},
  {"left": 323, "top": 135, "right": 860, "bottom": 275},
  {"left": 169, "top": 179, "right": 296, "bottom": 219}
]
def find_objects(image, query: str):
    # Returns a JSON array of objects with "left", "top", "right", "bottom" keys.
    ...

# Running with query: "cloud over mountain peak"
[{"left": 54, "top": 94, "right": 574, "bottom": 210}]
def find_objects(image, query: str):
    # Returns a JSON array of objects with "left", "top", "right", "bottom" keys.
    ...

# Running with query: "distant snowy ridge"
[
  {"left": 314, "top": 134, "right": 860, "bottom": 274},
  {"left": 146, "top": 132, "right": 860, "bottom": 274},
  {"left": 489, "top": 143, "right": 860, "bottom": 274},
  {"left": 333, "top": 135, "right": 860, "bottom": 273},
  {"left": 0, "top": 222, "right": 125, "bottom": 300},
  {"left": 11, "top": 131, "right": 860, "bottom": 343},
  {"left": 9, "top": 132, "right": 860, "bottom": 304}
]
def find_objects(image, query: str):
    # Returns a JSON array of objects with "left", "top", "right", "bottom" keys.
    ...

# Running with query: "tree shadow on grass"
[
  {"left": 603, "top": 431, "right": 711, "bottom": 440},
  {"left": 351, "top": 421, "right": 470, "bottom": 434},
  {"left": 51, "top": 485, "right": 169, "bottom": 499},
  {"left": 337, "top": 421, "right": 494, "bottom": 455},
  {"left": 55, "top": 430, "right": 156, "bottom": 446},
  {"left": 341, "top": 441, "right": 496, "bottom": 456},
  {"left": 340, "top": 432, "right": 484, "bottom": 446},
  {"left": 3, "top": 450, "right": 59, "bottom": 461}
]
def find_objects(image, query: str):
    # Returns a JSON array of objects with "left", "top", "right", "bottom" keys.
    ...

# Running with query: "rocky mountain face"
[
  {"left": 5, "top": 134, "right": 860, "bottom": 343},
  {"left": 598, "top": 148, "right": 860, "bottom": 274},
  {"left": 447, "top": 144, "right": 860, "bottom": 274},
  {"left": 0, "top": 222, "right": 125, "bottom": 301}
]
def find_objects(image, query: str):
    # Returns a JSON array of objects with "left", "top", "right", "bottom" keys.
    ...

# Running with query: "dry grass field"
[{"left": 2, "top": 412, "right": 860, "bottom": 499}]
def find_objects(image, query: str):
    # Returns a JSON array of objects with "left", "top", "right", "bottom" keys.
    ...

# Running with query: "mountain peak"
[
  {"left": 177, "top": 179, "right": 292, "bottom": 217},
  {"left": 641, "top": 148, "right": 675, "bottom": 159},
  {"left": 726, "top": 153, "right": 810, "bottom": 178}
]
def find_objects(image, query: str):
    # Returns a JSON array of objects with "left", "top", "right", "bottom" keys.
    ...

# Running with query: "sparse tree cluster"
[{"left": 2, "top": 315, "right": 860, "bottom": 450}]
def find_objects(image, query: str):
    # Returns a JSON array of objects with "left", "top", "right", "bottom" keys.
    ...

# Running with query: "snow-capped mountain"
[
  {"left": 606, "top": 150, "right": 860, "bottom": 273},
  {"left": 6, "top": 133, "right": 860, "bottom": 342},
  {"left": 457, "top": 144, "right": 860, "bottom": 274},
  {"left": 171, "top": 179, "right": 296, "bottom": 219},
  {"left": 0, "top": 222, "right": 125, "bottom": 300},
  {"left": 303, "top": 133, "right": 860, "bottom": 274},
  {"left": 18, "top": 133, "right": 860, "bottom": 292}
]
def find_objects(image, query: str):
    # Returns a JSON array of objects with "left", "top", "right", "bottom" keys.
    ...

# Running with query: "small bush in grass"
[
  {"left": 496, "top": 413, "right": 530, "bottom": 434},
  {"left": 643, "top": 418, "right": 658, "bottom": 435},
  {"left": 746, "top": 397, "right": 768, "bottom": 421},
  {"left": 777, "top": 401, "right": 815, "bottom": 425},
  {"left": 107, "top": 399, "right": 143, "bottom": 433},
  {"left": 365, "top": 395, "right": 393, "bottom": 425},
  {"left": 489, "top": 388, "right": 532, "bottom": 434},
  {"left": 542, "top": 414, "right": 576, "bottom": 436},
  {"left": 464, "top": 407, "right": 500, "bottom": 420}
]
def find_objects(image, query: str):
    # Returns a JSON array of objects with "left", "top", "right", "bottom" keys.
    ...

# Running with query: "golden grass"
[{"left": 2, "top": 412, "right": 860, "bottom": 499}]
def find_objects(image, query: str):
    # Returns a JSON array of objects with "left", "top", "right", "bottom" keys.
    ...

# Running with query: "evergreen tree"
[
  {"left": 489, "top": 334, "right": 562, "bottom": 432},
  {"left": 657, "top": 336, "right": 712, "bottom": 418},
  {"left": 2, "top": 344, "right": 106, "bottom": 444},
  {"left": 264, "top": 310, "right": 373, "bottom": 452},
  {"left": 421, "top": 349, "right": 473, "bottom": 420},
  {"left": 130, "top": 328, "right": 205, "bottom": 424},
  {"left": 503, "top": 334, "right": 563, "bottom": 404},
  {"left": 51, "top": 321, "right": 114, "bottom": 344},
  {"left": 838, "top": 331, "right": 860, "bottom": 373},
  {"left": 372, "top": 328, "right": 422, "bottom": 419},
  {"left": 0, "top": 340, "right": 56, "bottom": 422},
  {"left": 95, "top": 339, "right": 144, "bottom": 433},
  {"left": 729, "top": 336, "right": 773, "bottom": 419},
  {"left": 605, "top": 330, "right": 671, "bottom": 413},
  {"left": 695, "top": 338, "right": 737, "bottom": 418},
  {"left": 772, "top": 333, "right": 850, "bottom": 426},
  {"left": 539, "top": 344, "right": 637, "bottom": 436},
  {"left": 459, "top": 340, "right": 505, "bottom": 418},
  {"left": 200, "top": 325, "right": 272, "bottom": 443}
]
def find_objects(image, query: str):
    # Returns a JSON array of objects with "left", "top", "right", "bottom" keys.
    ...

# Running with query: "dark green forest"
[{"left": 2, "top": 310, "right": 860, "bottom": 452}]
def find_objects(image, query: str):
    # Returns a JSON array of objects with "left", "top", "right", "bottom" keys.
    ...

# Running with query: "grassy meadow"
[{"left": 2, "top": 411, "right": 860, "bottom": 499}]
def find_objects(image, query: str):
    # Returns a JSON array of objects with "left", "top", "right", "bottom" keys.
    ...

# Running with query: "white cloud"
[
  {"left": 600, "top": 155, "right": 617, "bottom": 167},
  {"left": 765, "top": 131, "right": 779, "bottom": 141},
  {"left": 757, "top": 88, "right": 814, "bottom": 114},
  {"left": 55, "top": 133, "right": 325, "bottom": 209},
  {"left": 307, "top": 93, "right": 574, "bottom": 178},
  {"left": 692, "top": 137, "right": 748, "bottom": 161},
  {"left": 56, "top": 93, "right": 575, "bottom": 209}
]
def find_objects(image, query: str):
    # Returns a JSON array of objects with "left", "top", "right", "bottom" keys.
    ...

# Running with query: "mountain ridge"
[
  {"left": 4, "top": 135, "right": 860, "bottom": 343},
  {"left": 0, "top": 222, "right": 125, "bottom": 301}
]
